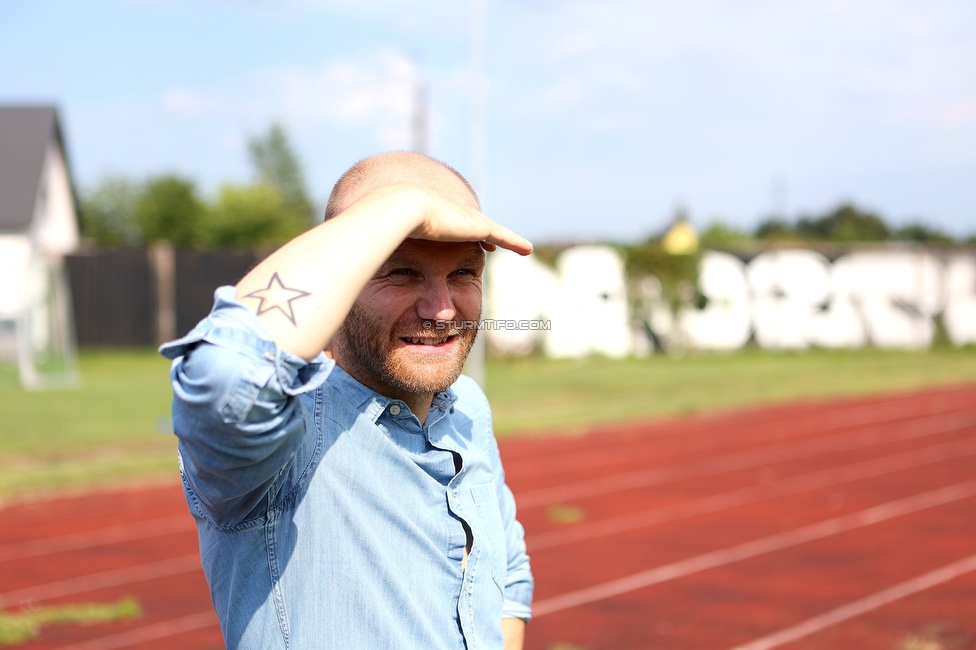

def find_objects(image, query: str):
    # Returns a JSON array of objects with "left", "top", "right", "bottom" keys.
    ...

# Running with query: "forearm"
[
  {"left": 235, "top": 185, "right": 425, "bottom": 360},
  {"left": 235, "top": 182, "right": 531, "bottom": 360},
  {"left": 502, "top": 618, "right": 526, "bottom": 650}
]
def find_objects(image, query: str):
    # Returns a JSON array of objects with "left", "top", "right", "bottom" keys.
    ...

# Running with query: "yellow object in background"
[{"left": 661, "top": 218, "right": 699, "bottom": 255}]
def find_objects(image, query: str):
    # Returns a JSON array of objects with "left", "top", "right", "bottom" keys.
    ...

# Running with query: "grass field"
[
  {"left": 1, "top": 346, "right": 975, "bottom": 498},
  {"left": 486, "top": 346, "right": 976, "bottom": 434},
  {"left": 0, "top": 351, "right": 177, "bottom": 498}
]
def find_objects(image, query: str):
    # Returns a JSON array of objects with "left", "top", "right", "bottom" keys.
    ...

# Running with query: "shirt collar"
[{"left": 327, "top": 364, "right": 458, "bottom": 424}]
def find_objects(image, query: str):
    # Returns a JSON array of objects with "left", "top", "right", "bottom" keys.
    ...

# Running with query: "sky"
[{"left": 2, "top": 0, "right": 975, "bottom": 241}]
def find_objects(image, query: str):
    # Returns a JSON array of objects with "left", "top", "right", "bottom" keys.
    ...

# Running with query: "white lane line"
[
  {"left": 0, "top": 516, "right": 195, "bottom": 562},
  {"left": 821, "top": 389, "right": 971, "bottom": 429},
  {"left": 505, "top": 396, "right": 916, "bottom": 473},
  {"left": 0, "top": 554, "right": 201, "bottom": 608},
  {"left": 728, "top": 552, "right": 976, "bottom": 650},
  {"left": 5, "top": 399, "right": 968, "bottom": 565},
  {"left": 55, "top": 610, "right": 219, "bottom": 650},
  {"left": 505, "top": 388, "right": 975, "bottom": 471},
  {"left": 528, "top": 436, "right": 976, "bottom": 551},
  {"left": 532, "top": 479, "right": 976, "bottom": 617},
  {"left": 517, "top": 412, "right": 975, "bottom": 508}
]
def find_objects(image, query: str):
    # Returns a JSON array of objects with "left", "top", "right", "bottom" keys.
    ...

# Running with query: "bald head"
[{"left": 324, "top": 151, "right": 479, "bottom": 222}]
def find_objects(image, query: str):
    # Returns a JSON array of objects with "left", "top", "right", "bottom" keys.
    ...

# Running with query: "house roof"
[{"left": 0, "top": 106, "right": 73, "bottom": 233}]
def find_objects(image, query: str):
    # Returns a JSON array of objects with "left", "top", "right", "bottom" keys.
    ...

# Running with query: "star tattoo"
[{"left": 243, "top": 273, "right": 311, "bottom": 326}]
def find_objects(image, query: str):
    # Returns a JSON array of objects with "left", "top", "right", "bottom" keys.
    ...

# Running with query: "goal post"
[{"left": 0, "top": 236, "right": 79, "bottom": 390}]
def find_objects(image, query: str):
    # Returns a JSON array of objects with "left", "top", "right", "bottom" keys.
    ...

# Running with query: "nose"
[{"left": 416, "top": 278, "right": 457, "bottom": 323}]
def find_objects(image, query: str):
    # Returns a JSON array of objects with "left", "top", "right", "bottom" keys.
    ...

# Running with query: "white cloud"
[
  {"left": 550, "top": 31, "right": 597, "bottom": 60},
  {"left": 932, "top": 100, "right": 976, "bottom": 129},
  {"left": 38, "top": 0, "right": 976, "bottom": 235},
  {"left": 202, "top": 0, "right": 463, "bottom": 32},
  {"left": 158, "top": 50, "right": 419, "bottom": 149},
  {"left": 499, "top": 0, "right": 976, "bottom": 136}
]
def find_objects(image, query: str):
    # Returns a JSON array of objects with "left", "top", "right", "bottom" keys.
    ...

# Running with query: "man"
[{"left": 161, "top": 151, "right": 534, "bottom": 649}]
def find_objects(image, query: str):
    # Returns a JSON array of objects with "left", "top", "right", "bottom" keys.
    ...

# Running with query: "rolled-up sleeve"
[
  {"left": 488, "top": 435, "right": 534, "bottom": 621},
  {"left": 160, "top": 286, "right": 333, "bottom": 527}
]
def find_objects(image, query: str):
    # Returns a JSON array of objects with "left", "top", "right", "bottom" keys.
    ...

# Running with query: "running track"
[{"left": 2, "top": 384, "right": 975, "bottom": 649}]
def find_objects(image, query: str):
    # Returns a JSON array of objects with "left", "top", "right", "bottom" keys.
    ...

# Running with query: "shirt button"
[{"left": 389, "top": 405, "right": 401, "bottom": 415}]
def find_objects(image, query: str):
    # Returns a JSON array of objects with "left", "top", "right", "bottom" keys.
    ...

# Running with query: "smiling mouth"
[{"left": 400, "top": 335, "right": 457, "bottom": 346}]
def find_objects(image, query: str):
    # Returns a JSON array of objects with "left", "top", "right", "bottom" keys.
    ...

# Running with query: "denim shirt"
[{"left": 160, "top": 287, "right": 533, "bottom": 649}]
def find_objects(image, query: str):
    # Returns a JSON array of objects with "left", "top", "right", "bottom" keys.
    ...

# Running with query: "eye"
[{"left": 385, "top": 267, "right": 425, "bottom": 284}]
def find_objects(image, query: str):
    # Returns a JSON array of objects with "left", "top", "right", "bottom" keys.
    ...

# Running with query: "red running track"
[{"left": 1, "top": 384, "right": 974, "bottom": 649}]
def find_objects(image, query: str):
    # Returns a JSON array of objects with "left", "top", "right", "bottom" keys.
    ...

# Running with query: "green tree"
[
  {"left": 205, "top": 183, "right": 309, "bottom": 248},
  {"left": 894, "top": 222, "right": 954, "bottom": 244},
  {"left": 755, "top": 203, "right": 892, "bottom": 242},
  {"left": 622, "top": 239, "right": 701, "bottom": 314},
  {"left": 795, "top": 203, "right": 889, "bottom": 242},
  {"left": 700, "top": 221, "right": 752, "bottom": 247},
  {"left": 755, "top": 218, "right": 797, "bottom": 241},
  {"left": 248, "top": 122, "right": 313, "bottom": 221},
  {"left": 80, "top": 175, "right": 142, "bottom": 247},
  {"left": 134, "top": 174, "right": 205, "bottom": 246}
]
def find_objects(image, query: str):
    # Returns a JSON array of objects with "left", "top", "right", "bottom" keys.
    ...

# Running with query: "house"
[{"left": 0, "top": 105, "right": 80, "bottom": 387}]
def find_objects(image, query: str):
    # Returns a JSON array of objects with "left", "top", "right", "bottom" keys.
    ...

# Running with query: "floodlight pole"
[
  {"left": 469, "top": 0, "right": 485, "bottom": 197},
  {"left": 464, "top": 0, "right": 487, "bottom": 387},
  {"left": 412, "top": 63, "right": 429, "bottom": 156}
]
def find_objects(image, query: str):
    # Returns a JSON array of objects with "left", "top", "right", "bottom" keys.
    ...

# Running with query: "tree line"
[
  {"left": 701, "top": 203, "right": 971, "bottom": 247},
  {"left": 81, "top": 123, "right": 314, "bottom": 249},
  {"left": 81, "top": 126, "right": 970, "bottom": 251}
]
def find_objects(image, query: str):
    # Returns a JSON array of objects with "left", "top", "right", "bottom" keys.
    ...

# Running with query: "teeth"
[{"left": 404, "top": 336, "right": 450, "bottom": 345}]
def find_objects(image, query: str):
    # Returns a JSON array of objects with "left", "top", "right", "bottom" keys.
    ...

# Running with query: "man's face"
[{"left": 333, "top": 239, "right": 485, "bottom": 398}]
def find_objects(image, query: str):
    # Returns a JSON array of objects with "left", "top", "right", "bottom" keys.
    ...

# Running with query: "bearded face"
[
  {"left": 336, "top": 302, "right": 478, "bottom": 396},
  {"left": 329, "top": 240, "right": 485, "bottom": 401}
]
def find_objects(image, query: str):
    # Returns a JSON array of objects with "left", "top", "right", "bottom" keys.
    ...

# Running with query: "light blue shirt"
[{"left": 161, "top": 287, "right": 533, "bottom": 649}]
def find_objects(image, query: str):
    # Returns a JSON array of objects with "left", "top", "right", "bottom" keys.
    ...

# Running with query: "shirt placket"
[{"left": 426, "top": 412, "right": 480, "bottom": 648}]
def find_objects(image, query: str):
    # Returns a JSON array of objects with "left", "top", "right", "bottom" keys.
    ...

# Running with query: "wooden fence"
[{"left": 65, "top": 247, "right": 262, "bottom": 347}]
